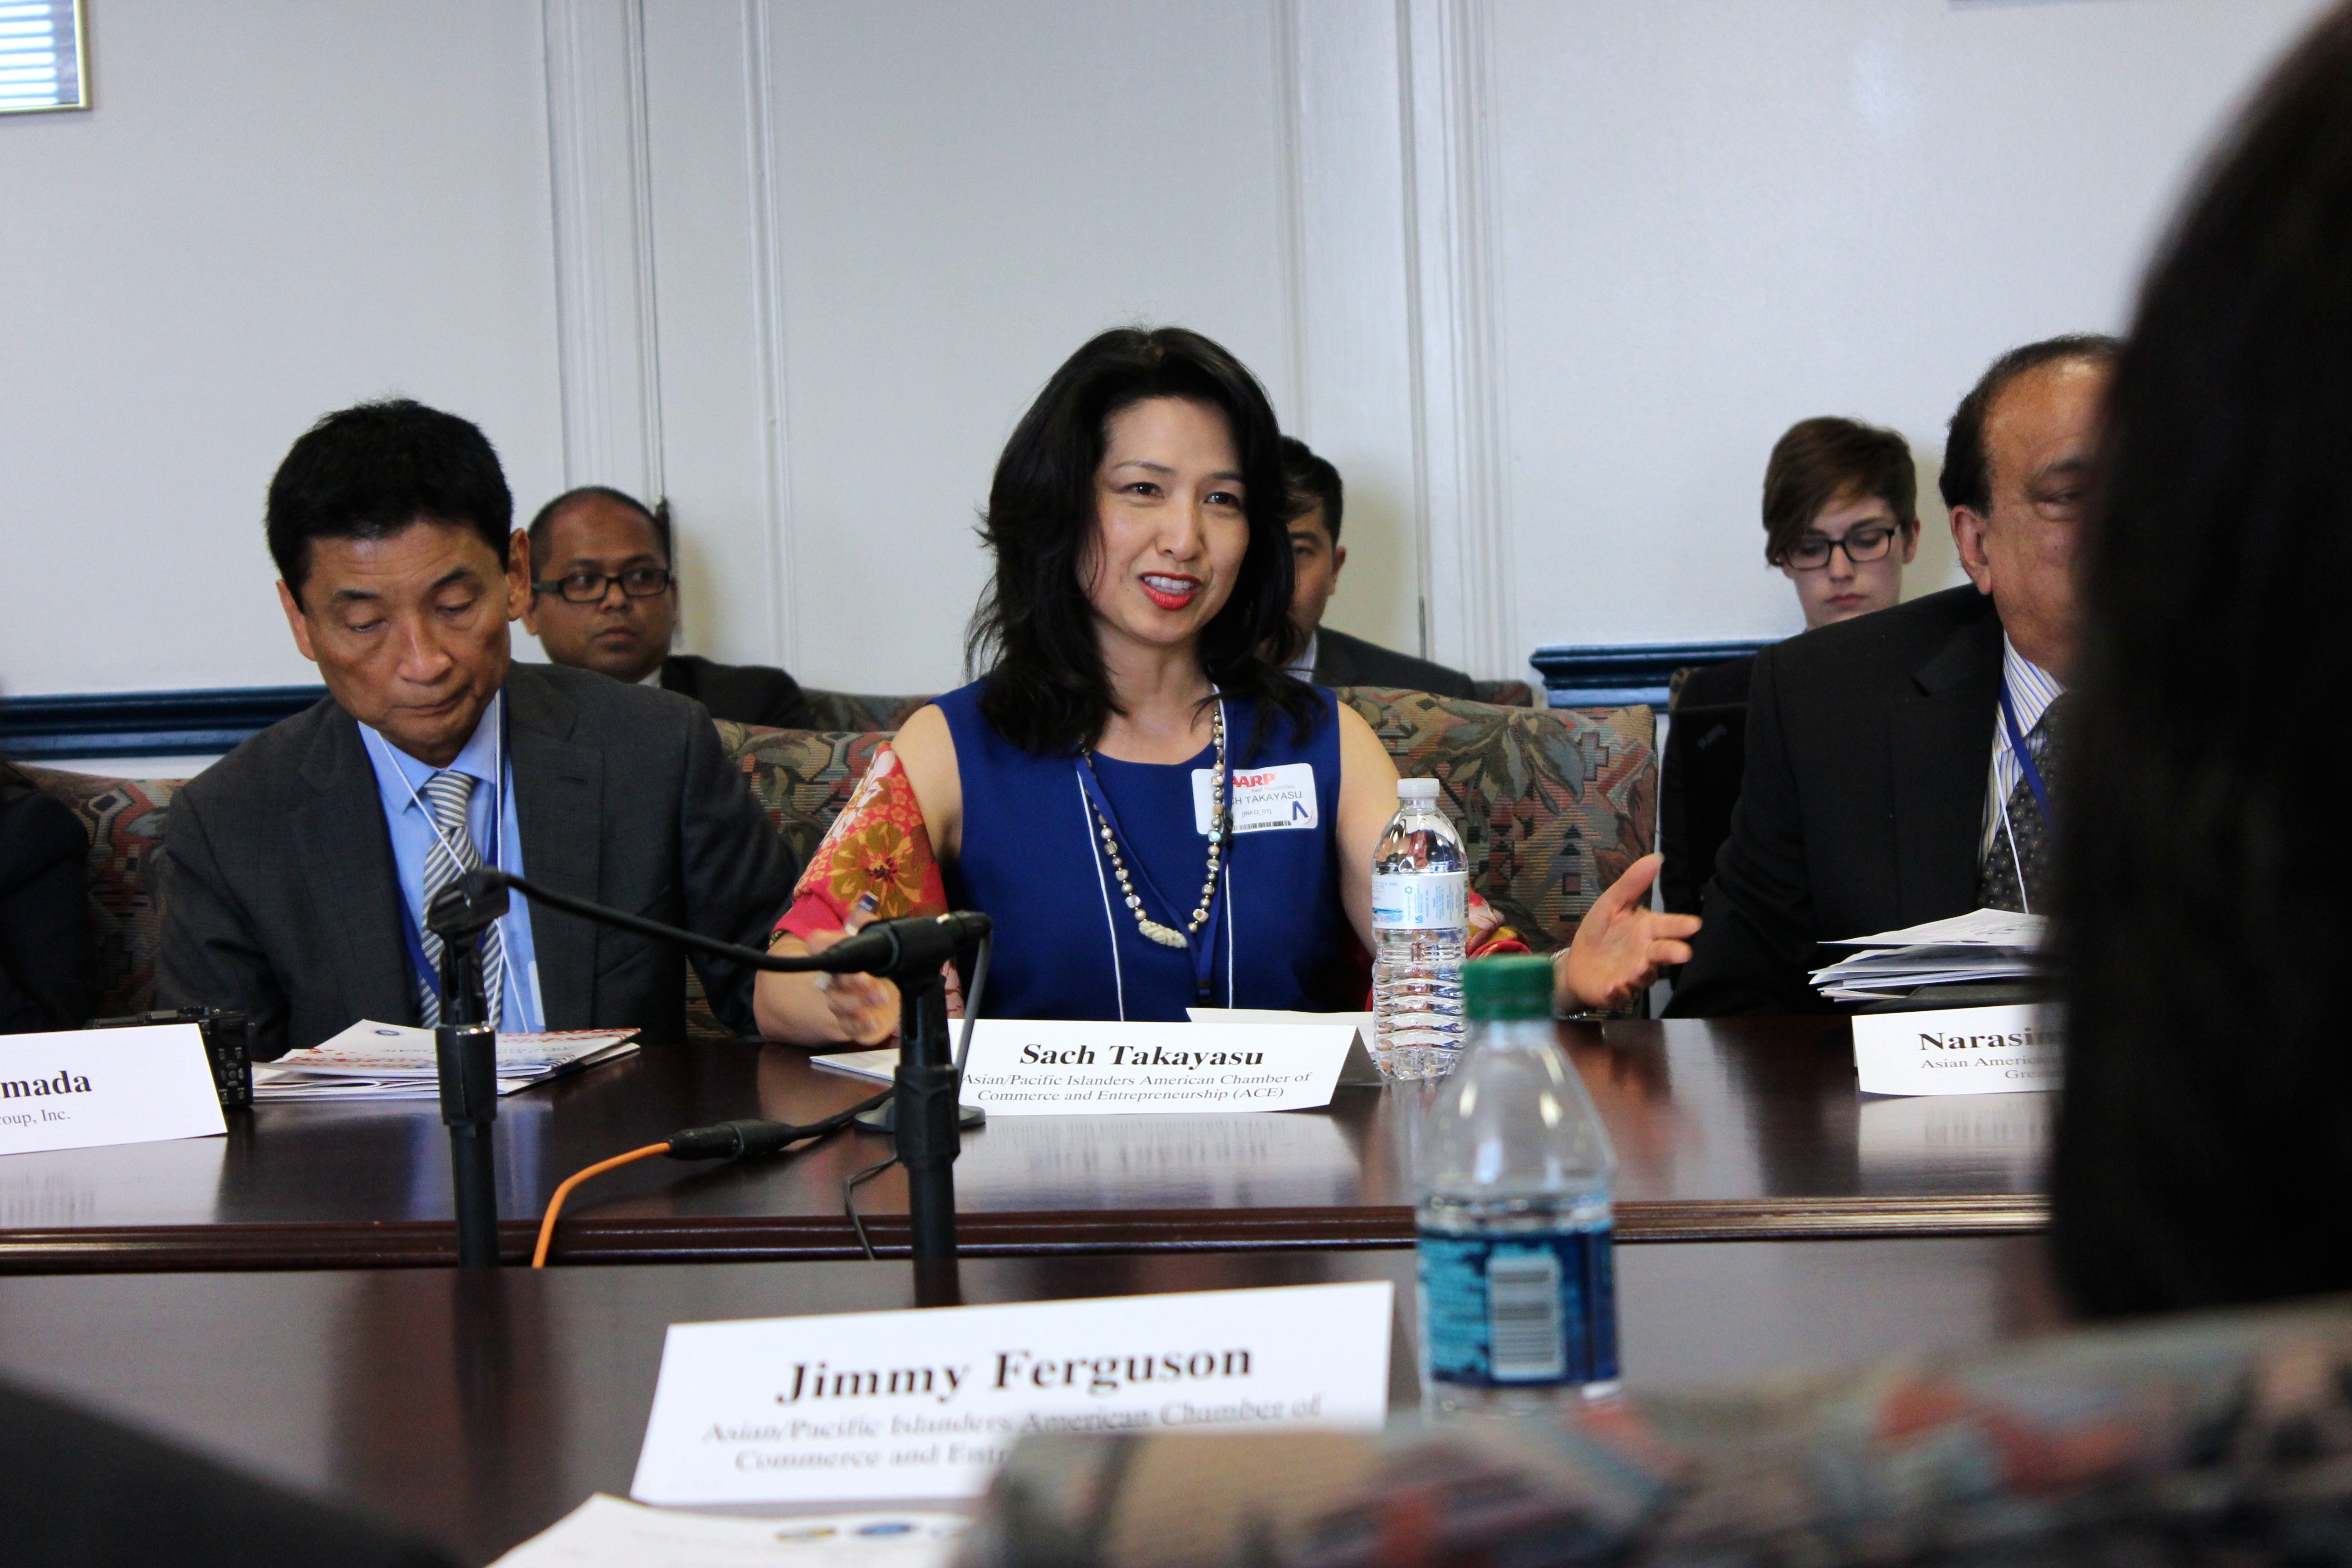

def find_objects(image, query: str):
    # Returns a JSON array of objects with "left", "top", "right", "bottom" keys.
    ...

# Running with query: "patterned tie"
[
  {"left": 416, "top": 769, "right": 504, "bottom": 1028},
  {"left": 1978, "top": 694, "right": 2068, "bottom": 914}
]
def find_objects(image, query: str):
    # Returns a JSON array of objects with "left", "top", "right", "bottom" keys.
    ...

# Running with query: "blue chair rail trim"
[
  {"left": 1530, "top": 640, "right": 1774, "bottom": 709},
  {"left": 0, "top": 685, "right": 328, "bottom": 760}
]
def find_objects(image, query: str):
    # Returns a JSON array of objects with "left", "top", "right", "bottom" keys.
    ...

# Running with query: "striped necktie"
[{"left": 416, "top": 769, "right": 504, "bottom": 1029}]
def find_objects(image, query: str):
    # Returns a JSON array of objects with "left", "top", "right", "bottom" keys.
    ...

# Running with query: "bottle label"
[
  {"left": 1416, "top": 1225, "right": 1617, "bottom": 1387},
  {"left": 1372, "top": 871, "right": 1468, "bottom": 931}
]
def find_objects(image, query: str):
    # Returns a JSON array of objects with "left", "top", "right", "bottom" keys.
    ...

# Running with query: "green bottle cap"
[{"left": 1462, "top": 953, "right": 1556, "bottom": 1021}]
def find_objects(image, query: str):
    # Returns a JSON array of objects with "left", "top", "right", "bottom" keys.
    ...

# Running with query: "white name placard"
[
  {"left": 1852, "top": 1003, "right": 2062, "bottom": 1097},
  {"left": 0, "top": 1025, "right": 225, "bottom": 1155},
  {"left": 629, "top": 1281, "right": 1393, "bottom": 1505},
  {"left": 958, "top": 1020, "right": 1375, "bottom": 1115}
]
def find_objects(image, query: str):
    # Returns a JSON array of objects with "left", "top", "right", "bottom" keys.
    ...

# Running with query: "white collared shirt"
[
  {"left": 1980, "top": 635, "right": 2066, "bottom": 858},
  {"left": 1286, "top": 632, "right": 1318, "bottom": 682}
]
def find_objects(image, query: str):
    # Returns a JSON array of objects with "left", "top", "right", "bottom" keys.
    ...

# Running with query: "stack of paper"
[
  {"left": 1809, "top": 908, "right": 2047, "bottom": 1003},
  {"left": 251, "top": 1020, "right": 639, "bottom": 1101}
]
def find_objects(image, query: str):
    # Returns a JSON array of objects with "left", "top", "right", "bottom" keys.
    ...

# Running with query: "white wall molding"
[
  {"left": 1400, "top": 0, "right": 1514, "bottom": 677},
  {"left": 736, "top": 0, "right": 797, "bottom": 671},
  {"left": 543, "top": 0, "right": 664, "bottom": 504},
  {"left": 1285, "top": 0, "right": 1426, "bottom": 661}
]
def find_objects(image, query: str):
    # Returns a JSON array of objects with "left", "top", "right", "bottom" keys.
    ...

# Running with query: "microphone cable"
[{"left": 529, "top": 931, "right": 991, "bottom": 1267}]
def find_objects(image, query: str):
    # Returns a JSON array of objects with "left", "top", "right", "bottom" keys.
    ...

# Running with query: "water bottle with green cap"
[{"left": 1416, "top": 953, "right": 1620, "bottom": 1416}]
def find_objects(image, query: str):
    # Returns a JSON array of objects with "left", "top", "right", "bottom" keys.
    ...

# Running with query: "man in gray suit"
[
  {"left": 1280, "top": 438, "right": 1479, "bottom": 698},
  {"left": 157, "top": 400, "right": 796, "bottom": 1058}
]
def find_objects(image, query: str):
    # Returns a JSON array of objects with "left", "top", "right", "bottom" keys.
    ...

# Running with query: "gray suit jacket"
[
  {"left": 1310, "top": 627, "right": 1479, "bottom": 701},
  {"left": 156, "top": 662, "right": 797, "bottom": 1058}
]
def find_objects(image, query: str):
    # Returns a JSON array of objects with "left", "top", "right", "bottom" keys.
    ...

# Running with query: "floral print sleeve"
[{"left": 774, "top": 746, "right": 948, "bottom": 940}]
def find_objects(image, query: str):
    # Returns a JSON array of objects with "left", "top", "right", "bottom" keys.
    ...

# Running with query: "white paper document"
[
  {"left": 0, "top": 1024, "right": 225, "bottom": 1156},
  {"left": 492, "top": 1494, "right": 968, "bottom": 1568},
  {"left": 814, "top": 1020, "right": 1377, "bottom": 1114},
  {"left": 630, "top": 1281, "right": 1393, "bottom": 1505},
  {"left": 1812, "top": 908, "right": 2048, "bottom": 1001},
  {"left": 1851, "top": 1002, "right": 2062, "bottom": 1096},
  {"left": 252, "top": 1021, "right": 639, "bottom": 1101}
]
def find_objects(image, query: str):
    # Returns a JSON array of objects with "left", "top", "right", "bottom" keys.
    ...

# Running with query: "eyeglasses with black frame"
[
  {"left": 532, "top": 568, "right": 675, "bottom": 604},
  {"left": 1781, "top": 525, "right": 1900, "bottom": 571}
]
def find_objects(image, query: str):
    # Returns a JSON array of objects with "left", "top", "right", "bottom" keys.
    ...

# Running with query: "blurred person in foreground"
[
  {"left": 520, "top": 485, "right": 816, "bottom": 729},
  {"left": 954, "top": 8, "right": 2352, "bottom": 1564},
  {"left": 1659, "top": 417, "right": 1922, "bottom": 917}
]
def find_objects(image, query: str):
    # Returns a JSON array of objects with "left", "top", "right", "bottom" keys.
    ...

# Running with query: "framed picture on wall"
[{"left": 0, "top": 0, "right": 88, "bottom": 116}]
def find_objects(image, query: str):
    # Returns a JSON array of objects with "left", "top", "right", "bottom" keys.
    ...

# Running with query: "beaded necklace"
[{"left": 1079, "top": 701, "right": 1227, "bottom": 951}]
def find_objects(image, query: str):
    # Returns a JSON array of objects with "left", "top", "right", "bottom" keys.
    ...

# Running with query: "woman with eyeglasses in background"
[{"left": 1659, "top": 417, "right": 1921, "bottom": 919}]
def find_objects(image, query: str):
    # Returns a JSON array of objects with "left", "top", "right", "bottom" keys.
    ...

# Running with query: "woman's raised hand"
[{"left": 1553, "top": 853, "right": 1701, "bottom": 1013}]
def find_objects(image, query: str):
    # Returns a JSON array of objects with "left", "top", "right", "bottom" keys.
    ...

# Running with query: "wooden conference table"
[
  {"left": 0, "top": 1017, "right": 2048, "bottom": 1273},
  {"left": 0, "top": 1238, "right": 2060, "bottom": 1564}
]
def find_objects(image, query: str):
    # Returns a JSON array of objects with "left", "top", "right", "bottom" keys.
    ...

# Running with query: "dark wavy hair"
[
  {"left": 967, "top": 327, "right": 1317, "bottom": 757},
  {"left": 2053, "top": 2, "right": 2352, "bottom": 1318}
]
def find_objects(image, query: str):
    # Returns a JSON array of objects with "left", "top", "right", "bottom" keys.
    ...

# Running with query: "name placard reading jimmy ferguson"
[
  {"left": 954, "top": 1020, "right": 1371, "bottom": 1115},
  {"left": 629, "top": 1281, "right": 1393, "bottom": 1505},
  {"left": 0, "top": 1024, "right": 225, "bottom": 1156},
  {"left": 1851, "top": 1003, "right": 2062, "bottom": 1097}
]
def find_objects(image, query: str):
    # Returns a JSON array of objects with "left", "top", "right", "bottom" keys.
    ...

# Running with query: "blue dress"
[{"left": 937, "top": 680, "right": 1352, "bottom": 1021}]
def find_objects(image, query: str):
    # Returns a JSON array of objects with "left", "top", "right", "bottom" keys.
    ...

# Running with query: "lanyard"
[
  {"left": 1073, "top": 741, "right": 1230, "bottom": 1004},
  {"left": 1996, "top": 678, "right": 2054, "bottom": 825}
]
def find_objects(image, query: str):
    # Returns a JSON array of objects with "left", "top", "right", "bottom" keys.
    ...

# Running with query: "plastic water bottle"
[
  {"left": 1417, "top": 954, "right": 1619, "bottom": 1417},
  {"left": 1371, "top": 777, "right": 1468, "bottom": 1080}
]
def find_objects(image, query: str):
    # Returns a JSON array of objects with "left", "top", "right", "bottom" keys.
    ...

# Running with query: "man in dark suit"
[
  {"left": 1668, "top": 335, "right": 2114, "bottom": 1015},
  {"left": 157, "top": 402, "right": 796, "bottom": 1058},
  {"left": 1281, "top": 438, "right": 1479, "bottom": 699},
  {"left": 520, "top": 485, "right": 818, "bottom": 729}
]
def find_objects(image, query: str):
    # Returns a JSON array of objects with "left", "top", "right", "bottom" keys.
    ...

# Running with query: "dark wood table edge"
[{"left": 0, "top": 1196, "right": 2050, "bottom": 1273}]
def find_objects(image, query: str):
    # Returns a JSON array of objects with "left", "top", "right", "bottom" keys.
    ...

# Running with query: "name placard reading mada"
[
  {"left": 1851, "top": 1003, "right": 2062, "bottom": 1097},
  {"left": 0, "top": 1025, "right": 227, "bottom": 1155},
  {"left": 957, "top": 1020, "right": 1374, "bottom": 1115},
  {"left": 629, "top": 1281, "right": 1393, "bottom": 1505}
]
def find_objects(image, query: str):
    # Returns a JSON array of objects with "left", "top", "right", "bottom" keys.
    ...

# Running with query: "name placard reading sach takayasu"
[
  {"left": 0, "top": 1024, "right": 227, "bottom": 1155},
  {"left": 1851, "top": 1003, "right": 2062, "bottom": 1097},
  {"left": 629, "top": 1281, "right": 1393, "bottom": 1505},
  {"left": 954, "top": 1019, "right": 1373, "bottom": 1115}
]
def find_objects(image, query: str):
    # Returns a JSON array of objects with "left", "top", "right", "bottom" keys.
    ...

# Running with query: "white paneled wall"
[{"left": 0, "top": 0, "right": 2332, "bottom": 699}]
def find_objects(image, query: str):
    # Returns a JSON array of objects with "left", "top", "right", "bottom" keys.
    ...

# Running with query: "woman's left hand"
[{"left": 1553, "top": 853, "right": 1700, "bottom": 1012}]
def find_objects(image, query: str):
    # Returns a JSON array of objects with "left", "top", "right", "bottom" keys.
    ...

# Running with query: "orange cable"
[{"left": 533, "top": 1143, "right": 667, "bottom": 1268}]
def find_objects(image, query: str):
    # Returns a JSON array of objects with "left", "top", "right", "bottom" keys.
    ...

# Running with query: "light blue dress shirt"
[{"left": 359, "top": 690, "right": 546, "bottom": 1033}]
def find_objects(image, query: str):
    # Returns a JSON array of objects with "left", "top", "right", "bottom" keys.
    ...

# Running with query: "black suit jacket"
[
  {"left": 0, "top": 784, "right": 94, "bottom": 1033},
  {"left": 1311, "top": 627, "right": 1480, "bottom": 700},
  {"left": 1666, "top": 586, "right": 2004, "bottom": 1016},
  {"left": 660, "top": 652, "right": 816, "bottom": 730},
  {"left": 156, "top": 662, "right": 797, "bottom": 1058},
  {"left": 1657, "top": 654, "right": 1755, "bottom": 919}
]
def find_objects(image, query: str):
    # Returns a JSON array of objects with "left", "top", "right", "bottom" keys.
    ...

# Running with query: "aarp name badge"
[{"left": 1194, "top": 762, "right": 1318, "bottom": 835}]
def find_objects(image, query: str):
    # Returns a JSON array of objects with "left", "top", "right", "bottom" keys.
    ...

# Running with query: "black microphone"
[
  {"left": 813, "top": 910, "right": 994, "bottom": 979},
  {"left": 451, "top": 867, "right": 990, "bottom": 1265}
]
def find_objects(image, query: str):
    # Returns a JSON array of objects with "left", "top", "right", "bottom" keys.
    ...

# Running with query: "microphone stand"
[
  {"left": 440, "top": 869, "right": 988, "bottom": 1269},
  {"left": 426, "top": 877, "right": 508, "bottom": 1269}
]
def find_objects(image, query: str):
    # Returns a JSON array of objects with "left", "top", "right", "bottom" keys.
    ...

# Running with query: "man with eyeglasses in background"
[
  {"left": 1667, "top": 335, "right": 2116, "bottom": 1015},
  {"left": 1659, "top": 417, "right": 1921, "bottom": 917},
  {"left": 520, "top": 486, "right": 815, "bottom": 730}
]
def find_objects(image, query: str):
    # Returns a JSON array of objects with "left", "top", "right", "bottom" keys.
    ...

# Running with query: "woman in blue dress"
[{"left": 756, "top": 327, "right": 1690, "bottom": 1040}]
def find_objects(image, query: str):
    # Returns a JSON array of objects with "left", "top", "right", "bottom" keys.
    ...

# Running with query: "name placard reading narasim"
[
  {"left": 957, "top": 1020, "right": 1375, "bottom": 1115},
  {"left": 1851, "top": 1003, "right": 2062, "bottom": 1097},
  {"left": 629, "top": 1281, "right": 1392, "bottom": 1505},
  {"left": 0, "top": 1025, "right": 227, "bottom": 1155}
]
